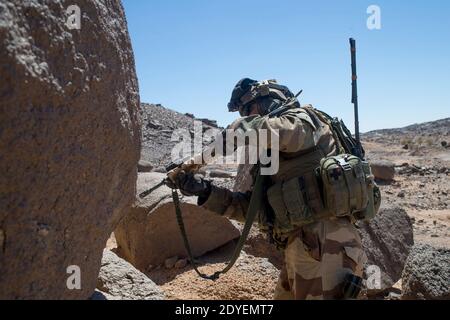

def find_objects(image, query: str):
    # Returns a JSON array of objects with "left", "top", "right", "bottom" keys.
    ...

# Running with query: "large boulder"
[
  {"left": 358, "top": 206, "right": 414, "bottom": 294},
  {"left": 96, "top": 250, "right": 164, "bottom": 300},
  {"left": 401, "top": 244, "right": 449, "bottom": 300},
  {"left": 370, "top": 160, "right": 396, "bottom": 181},
  {"left": 0, "top": 0, "right": 140, "bottom": 299},
  {"left": 115, "top": 173, "right": 241, "bottom": 270}
]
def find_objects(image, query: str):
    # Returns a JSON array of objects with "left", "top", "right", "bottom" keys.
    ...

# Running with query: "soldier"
[{"left": 168, "top": 78, "right": 380, "bottom": 300}]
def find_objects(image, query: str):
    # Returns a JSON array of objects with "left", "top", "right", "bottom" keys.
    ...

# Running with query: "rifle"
[
  {"left": 138, "top": 150, "right": 208, "bottom": 199},
  {"left": 266, "top": 90, "right": 303, "bottom": 118},
  {"left": 349, "top": 38, "right": 363, "bottom": 159}
]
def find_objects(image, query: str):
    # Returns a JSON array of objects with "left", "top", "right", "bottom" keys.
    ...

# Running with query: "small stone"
[
  {"left": 370, "top": 160, "right": 396, "bottom": 181},
  {"left": 398, "top": 191, "right": 406, "bottom": 198},
  {"left": 152, "top": 166, "right": 167, "bottom": 173},
  {"left": 137, "top": 160, "right": 153, "bottom": 173},
  {"left": 174, "top": 259, "right": 188, "bottom": 269},
  {"left": 387, "top": 292, "right": 402, "bottom": 300},
  {"left": 431, "top": 234, "right": 439, "bottom": 238},
  {"left": 164, "top": 256, "right": 178, "bottom": 269},
  {"left": 209, "top": 170, "right": 233, "bottom": 179},
  {"left": 441, "top": 141, "right": 447, "bottom": 147}
]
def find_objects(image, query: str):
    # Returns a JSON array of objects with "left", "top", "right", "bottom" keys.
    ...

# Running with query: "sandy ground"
[{"left": 146, "top": 241, "right": 279, "bottom": 300}]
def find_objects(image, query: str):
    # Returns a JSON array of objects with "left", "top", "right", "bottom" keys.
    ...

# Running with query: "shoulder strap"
[{"left": 304, "top": 106, "right": 365, "bottom": 159}]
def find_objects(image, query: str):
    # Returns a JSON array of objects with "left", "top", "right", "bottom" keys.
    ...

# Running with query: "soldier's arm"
[{"left": 198, "top": 185, "right": 250, "bottom": 223}]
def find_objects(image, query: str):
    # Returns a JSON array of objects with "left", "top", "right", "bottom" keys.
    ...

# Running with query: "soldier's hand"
[{"left": 166, "top": 170, "right": 211, "bottom": 198}]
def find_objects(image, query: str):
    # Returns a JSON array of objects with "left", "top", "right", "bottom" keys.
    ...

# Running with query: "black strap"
[
  {"left": 172, "top": 166, "right": 265, "bottom": 281},
  {"left": 138, "top": 179, "right": 166, "bottom": 199}
]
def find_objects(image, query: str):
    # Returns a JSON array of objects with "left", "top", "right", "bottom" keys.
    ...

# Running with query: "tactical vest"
[{"left": 259, "top": 106, "right": 379, "bottom": 247}]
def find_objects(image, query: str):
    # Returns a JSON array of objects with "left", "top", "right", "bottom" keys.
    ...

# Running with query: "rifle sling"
[{"left": 172, "top": 166, "right": 264, "bottom": 281}]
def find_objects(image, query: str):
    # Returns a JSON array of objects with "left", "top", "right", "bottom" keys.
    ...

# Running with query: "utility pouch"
[
  {"left": 267, "top": 175, "right": 317, "bottom": 235},
  {"left": 353, "top": 162, "right": 380, "bottom": 221},
  {"left": 320, "top": 154, "right": 369, "bottom": 217},
  {"left": 267, "top": 182, "right": 295, "bottom": 234}
]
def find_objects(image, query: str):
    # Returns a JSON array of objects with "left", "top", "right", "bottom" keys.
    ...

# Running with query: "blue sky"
[{"left": 122, "top": 0, "right": 450, "bottom": 132}]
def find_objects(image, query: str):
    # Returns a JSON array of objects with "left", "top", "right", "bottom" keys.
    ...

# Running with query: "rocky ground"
[
  {"left": 109, "top": 106, "right": 449, "bottom": 300},
  {"left": 362, "top": 119, "right": 449, "bottom": 249}
]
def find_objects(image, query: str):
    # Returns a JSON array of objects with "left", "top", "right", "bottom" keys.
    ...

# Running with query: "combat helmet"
[{"left": 227, "top": 78, "right": 298, "bottom": 116}]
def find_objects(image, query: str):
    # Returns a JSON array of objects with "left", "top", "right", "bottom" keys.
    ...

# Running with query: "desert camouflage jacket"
[{"left": 198, "top": 104, "right": 339, "bottom": 222}]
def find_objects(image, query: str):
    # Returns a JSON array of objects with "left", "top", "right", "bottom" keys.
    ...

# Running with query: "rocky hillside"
[
  {"left": 140, "top": 103, "right": 220, "bottom": 167},
  {"left": 363, "top": 118, "right": 450, "bottom": 152}
]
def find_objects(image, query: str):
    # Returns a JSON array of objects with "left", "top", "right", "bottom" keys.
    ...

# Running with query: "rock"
[
  {"left": 401, "top": 244, "right": 449, "bottom": 300},
  {"left": 164, "top": 256, "right": 179, "bottom": 269},
  {"left": 138, "top": 160, "right": 154, "bottom": 173},
  {"left": 0, "top": 0, "right": 140, "bottom": 299},
  {"left": 97, "top": 250, "right": 164, "bottom": 300},
  {"left": 397, "top": 191, "right": 406, "bottom": 198},
  {"left": 140, "top": 103, "right": 221, "bottom": 165},
  {"left": 90, "top": 289, "right": 114, "bottom": 300},
  {"left": 198, "top": 118, "right": 218, "bottom": 128},
  {"left": 209, "top": 169, "right": 233, "bottom": 179},
  {"left": 357, "top": 206, "right": 414, "bottom": 295},
  {"left": 175, "top": 259, "right": 188, "bottom": 269},
  {"left": 146, "top": 120, "right": 162, "bottom": 130},
  {"left": 233, "top": 164, "right": 255, "bottom": 193},
  {"left": 370, "top": 160, "right": 396, "bottom": 181},
  {"left": 152, "top": 166, "right": 167, "bottom": 173},
  {"left": 114, "top": 173, "right": 240, "bottom": 271},
  {"left": 441, "top": 141, "right": 447, "bottom": 147}
]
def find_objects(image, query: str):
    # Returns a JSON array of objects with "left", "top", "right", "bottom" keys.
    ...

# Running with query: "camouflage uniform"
[{"left": 198, "top": 104, "right": 367, "bottom": 300}]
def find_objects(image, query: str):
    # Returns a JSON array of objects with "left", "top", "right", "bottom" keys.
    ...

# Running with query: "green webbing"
[{"left": 172, "top": 166, "right": 265, "bottom": 281}]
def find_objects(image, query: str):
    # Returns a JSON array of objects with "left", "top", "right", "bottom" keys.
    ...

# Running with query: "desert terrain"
[{"left": 108, "top": 105, "right": 449, "bottom": 300}]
